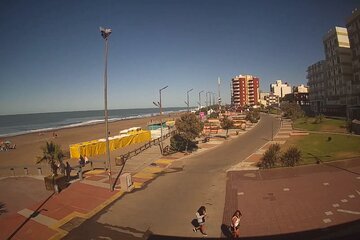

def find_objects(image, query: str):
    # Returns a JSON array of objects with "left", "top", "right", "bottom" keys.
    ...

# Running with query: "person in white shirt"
[
  {"left": 231, "top": 210, "right": 242, "bottom": 238},
  {"left": 193, "top": 206, "right": 207, "bottom": 236}
]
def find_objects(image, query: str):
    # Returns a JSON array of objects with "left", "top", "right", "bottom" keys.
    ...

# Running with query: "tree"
[
  {"left": 280, "top": 147, "right": 301, "bottom": 167},
  {"left": 220, "top": 116, "right": 234, "bottom": 138},
  {"left": 281, "top": 102, "right": 304, "bottom": 120},
  {"left": 245, "top": 109, "right": 260, "bottom": 123},
  {"left": 173, "top": 113, "right": 203, "bottom": 152},
  {"left": 260, "top": 143, "right": 281, "bottom": 168},
  {"left": 36, "top": 141, "right": 65, "bottom": 176}
]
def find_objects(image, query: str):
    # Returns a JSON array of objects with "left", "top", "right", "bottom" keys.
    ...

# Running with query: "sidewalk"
[{"left": 0, "top": 122, "right": 258, "bottom": 240}]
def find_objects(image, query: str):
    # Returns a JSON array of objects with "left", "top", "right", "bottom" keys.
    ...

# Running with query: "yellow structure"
[{"left": 69, "top": 130, "right": 151, "bottom": 159}]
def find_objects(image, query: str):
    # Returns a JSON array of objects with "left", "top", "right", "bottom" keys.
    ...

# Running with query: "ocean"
[{"left": 0, "top": 107, "right": 186, "bottom": 137}]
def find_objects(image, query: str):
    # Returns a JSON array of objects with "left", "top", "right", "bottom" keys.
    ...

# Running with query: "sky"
[{"left": 0, "top": 0, "right": 358, "bottom": 115}]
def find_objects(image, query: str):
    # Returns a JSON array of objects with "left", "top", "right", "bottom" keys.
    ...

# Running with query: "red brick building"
[{"left": 231, "top": 74, "right": 260, "bottom": 107}]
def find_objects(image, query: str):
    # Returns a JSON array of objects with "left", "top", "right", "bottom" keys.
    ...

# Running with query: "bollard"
[
  {"left": 37, "top": 167, "right": 42, "bottom": 176},
  {"left": 78, "top": 167, "right": 83, "bottom": 180},
  {"left": 10, "top": 168, "right": 15, "bottom": 176},
  {"left": 24, "top": 167, "right": 29, "bottom": 175},
  {"left": 90, "top": 161, "right": 94, "bottom": 170}
]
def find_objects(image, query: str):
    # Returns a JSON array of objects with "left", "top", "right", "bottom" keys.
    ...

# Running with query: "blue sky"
[{"left": 0, "top": 0, "right": 358, "bottom": 115}]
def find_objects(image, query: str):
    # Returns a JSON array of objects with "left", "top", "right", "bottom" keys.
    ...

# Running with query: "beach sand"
[{"left": 0, "top": 114, "right": 179, "bottom": 177}]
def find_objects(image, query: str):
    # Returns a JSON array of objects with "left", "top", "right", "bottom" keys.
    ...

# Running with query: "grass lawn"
[
  {"left": 281, "top": 133, "right": 360, "bottom": 164},
  {"left": 293, "top": 117, "right": 348, "bottom": 133}
]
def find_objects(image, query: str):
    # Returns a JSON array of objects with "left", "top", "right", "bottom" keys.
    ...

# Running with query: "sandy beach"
[{"left": 0, "top": 113, "right": 179, "bottom": 176}]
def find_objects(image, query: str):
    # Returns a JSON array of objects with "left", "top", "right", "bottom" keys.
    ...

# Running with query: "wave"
[{"left": 0, "top": 108, "right": 186, "bottom": 138}]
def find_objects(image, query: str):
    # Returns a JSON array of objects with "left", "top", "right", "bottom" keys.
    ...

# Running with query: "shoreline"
[
  {"left": 0, "top": 113, "right": 181, "bottom": 175},
  {"left": 0, "top": 109, "right": 185, "bottom": 138}
]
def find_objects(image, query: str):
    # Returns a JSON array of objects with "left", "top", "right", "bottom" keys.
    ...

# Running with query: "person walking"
[
  {"left": 231, "top": 210, "right": 242, "bottom": 238},
  {"left": 192, "top": 206, "right": 207, "bottom": 236}
]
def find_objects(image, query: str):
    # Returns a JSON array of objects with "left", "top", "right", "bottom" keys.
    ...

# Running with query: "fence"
[{"left": 115, "top": 130, "right": 177, "bottom": 166}]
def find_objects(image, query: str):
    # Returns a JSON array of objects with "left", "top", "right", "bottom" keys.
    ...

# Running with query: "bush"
[
  {"left": 281, "top": 102, "right": 304, "bottom": 120},
  {"left": 170, "top": 134, "right": 187, "bottom": 152},
  {"left": 260, "top": 144, "right": 280, "bottom": 169},
  {"left": 245, "top": 110, "right": 260, "bottom": 123},
  {"left": 209, "top": 112, "right": 219, "bottom": 119},
  {"left": 170, "top": 134, "right": 197, "bottom": 152},
  {"left": 280, "top": 147, "right": 301, "bottom": 167},
  {"left": 314, "top": 114, "right": 324, "bottom": 124}
]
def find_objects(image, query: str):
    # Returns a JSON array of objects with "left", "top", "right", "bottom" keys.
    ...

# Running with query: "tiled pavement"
[{"left": 223, "top": 161, "right": 360, "bottom": 237}]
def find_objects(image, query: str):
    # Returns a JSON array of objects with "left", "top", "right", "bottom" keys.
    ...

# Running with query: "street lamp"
[
  {"left": 198, "top": 90, "right": 204, "bottom": 109},
  {"left": 186, "top": 88, "right": 193, "bottom": 112},
  {"left": 100, "top": 26, "right": 113, "bottom": 191},
  {"left": 153, "top": 85, "right": 168, "bottom": 154}
]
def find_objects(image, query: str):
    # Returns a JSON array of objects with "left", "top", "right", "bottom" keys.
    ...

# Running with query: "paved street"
[{"left": 63, "top": 114, "right": 280, "bottom": 239}]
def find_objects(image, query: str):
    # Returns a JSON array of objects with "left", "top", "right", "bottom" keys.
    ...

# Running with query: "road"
[{"left": 63, "top": 114, "right": 280, "bottom": 239}]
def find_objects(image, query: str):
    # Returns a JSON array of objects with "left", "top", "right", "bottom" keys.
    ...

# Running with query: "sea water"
[{"left": 0, "top": 107, "right": 186, "bottom": 137}]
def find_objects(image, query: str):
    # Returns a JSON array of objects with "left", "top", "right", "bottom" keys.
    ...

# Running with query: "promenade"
[{"left": 0, "top": 122, "right": 256, "bottom": 240}]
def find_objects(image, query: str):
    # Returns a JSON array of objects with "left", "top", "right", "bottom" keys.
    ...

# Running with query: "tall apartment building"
[
  {"left": 346, "top": 8, "right": 360, "bottom": 119},
  {"left": 231, "top": 74, "right": 259, "bottom": 107},
  {"left": 323, "top": 26, "right": 353, "bottom": 115},
  {"left": 307, "top": 27, "right": 353, "bottom": 116},
  {"left": 270, "top": 80, "right": 292, "bottom": 98},
  {"left": 307, "top": 60, "right": 327, "bottom": 114}
]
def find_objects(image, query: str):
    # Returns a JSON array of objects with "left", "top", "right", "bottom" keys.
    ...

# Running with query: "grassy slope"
[
  {"left": 282, "top": 133, "right": 360, "bottom": 164},
  {"left": 293, "top": 117, "right": 347, "bottom": 133}
]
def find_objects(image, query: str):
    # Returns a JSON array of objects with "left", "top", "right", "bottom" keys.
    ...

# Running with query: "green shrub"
[
  {"left": 260, "top": 143, "right": 281, "bottom": 168},
  {"left": 280, "top": 147, "right": 301, "bottom": 167},
  {"left": 170, "top": 134, "right": 197, "bottom": 152}
]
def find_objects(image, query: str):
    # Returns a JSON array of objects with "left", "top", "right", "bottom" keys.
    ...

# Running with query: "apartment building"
[
  {"left": 307, "top": 27, "right": 353, "bottom": 116},
  {"left": 294, "top": 84, "right": 309, "bottom": 93},
  {"left": 323, "top": 26, "right": 353, "bottom": 115},
  {"left": 307, "top": 60, "right": 327, "bottom": 114},
  {"left": 270, "top": 80, "right": 292, "bottom": 98},
  {"left": 346, "top": 8, "right": 360, "bottom": 119},
  {"left": 231, "top": 74, "right": 259, "bottom": 107}
]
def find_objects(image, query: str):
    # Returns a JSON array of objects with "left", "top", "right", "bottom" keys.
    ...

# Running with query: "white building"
[
  {"left": 270, "top": 80, "right": 292, "bottom": 98},
  {"left": 259, "top": 92, "right": 269, "bottom": 106},
  {"left": 294, "top": 84, "right": 309, "bottom": 93}
]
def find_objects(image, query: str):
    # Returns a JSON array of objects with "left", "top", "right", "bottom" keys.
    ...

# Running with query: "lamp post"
[
  {"left": 100, "top": 26, "right": 113, "bottom": 191},
  {"left": 153, "top": 85, "right": 168, "bottom": 154},
  {"left": 198, "top": 90, "right": 204, "bottom": 109},
  {"left": 186, "top": 88, "right": 193, "bottom": 112}
]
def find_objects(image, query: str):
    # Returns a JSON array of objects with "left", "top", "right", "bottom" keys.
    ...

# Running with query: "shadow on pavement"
[
  {"left": 0, "top": 202, "right": 7, "bottom": 215},
  {"left": 148, "top": 219, "right": 360, "bottom": 240},
  {"left": 7, "top": 192, "right": 55, "bottom": 240}
]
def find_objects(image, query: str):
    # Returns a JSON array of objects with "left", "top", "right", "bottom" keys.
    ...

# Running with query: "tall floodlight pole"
[
  {"left": 159, "top": 85, "right": 168, "bottom": 153},
  {"left": 198, "top": 90, "right": 204, "bottom": 109},
  {"left": 186, "top": 88, "right": 193, "bottom": 112},
  {"left": 100, "top": 27, "right": 113, "bottom": 191}
]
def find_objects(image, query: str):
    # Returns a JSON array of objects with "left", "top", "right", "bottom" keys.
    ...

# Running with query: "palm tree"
[{"left": 37, "top": 141, "right": 65, "bottom": 176}]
